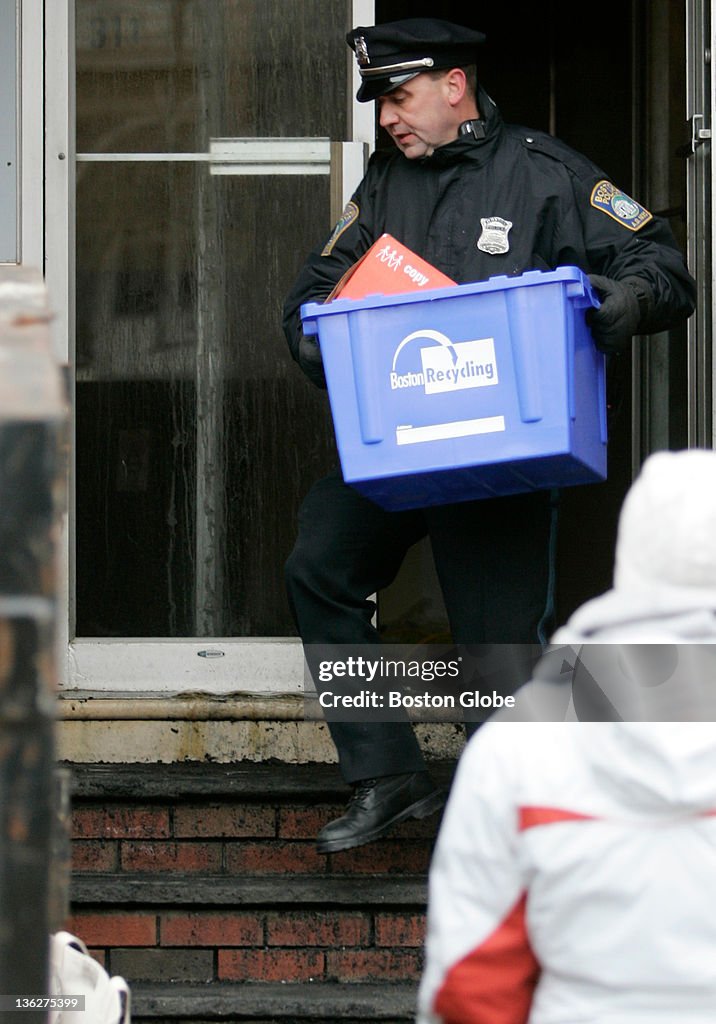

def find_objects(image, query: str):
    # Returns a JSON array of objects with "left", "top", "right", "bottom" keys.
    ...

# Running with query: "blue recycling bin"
[{"left": 301, "top": 266, "right": 606, "bottom": 510}]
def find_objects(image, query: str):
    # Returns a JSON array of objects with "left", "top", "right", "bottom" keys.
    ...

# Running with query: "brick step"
[
  {"left": 66, "top": 761, "right": 450, "bottom": 991},
  {"left": 69, "top": 874, "right": 428, "bottom": 986},
  {"left": 130, "top": 981, "right": 417, "bottom": 1022},
  {"left": 68, "top": 761, "right": 451, "bottom": 876}
]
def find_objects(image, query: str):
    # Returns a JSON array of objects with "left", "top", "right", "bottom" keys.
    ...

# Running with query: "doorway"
[
  {"left": 64, "top": 0, "right": 694, "bottom": 688},
  {"left": 376, "top": 0, "right": 691, "bottom": 638}
]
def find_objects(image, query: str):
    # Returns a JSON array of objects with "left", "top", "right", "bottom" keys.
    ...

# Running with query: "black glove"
[
  {"left": 587, "top": 275, "right": 653, "bottom": 354},
  {"left": 298, "top": 333, "right": 327, "bottom": 388}
]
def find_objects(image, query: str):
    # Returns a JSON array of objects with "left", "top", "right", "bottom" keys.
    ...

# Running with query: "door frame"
[
  {"left": 686, "top": 0, "right": 715, "bottom": 447},
  {"left": 44, "top": 0, "right": 714, "bottom": 695}
]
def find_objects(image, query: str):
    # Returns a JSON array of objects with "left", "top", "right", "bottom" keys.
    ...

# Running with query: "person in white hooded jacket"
[{"left": 417, "top": 449, "right": 716, "bottom": 1024}]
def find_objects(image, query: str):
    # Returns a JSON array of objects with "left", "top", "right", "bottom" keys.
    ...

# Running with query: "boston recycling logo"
[{"left": 389, "top": 329, "right": 499, "bottom": 394}]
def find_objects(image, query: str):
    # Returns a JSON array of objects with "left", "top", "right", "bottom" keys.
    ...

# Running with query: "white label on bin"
[
  {"left": 396, "top": 415, "right": 506, "bottom": 445},
  {"left": 389, "top": 331, "right": 498, "bottom": 394},
  {"left": 421, "top": 337, "right": 498, "bottom": 393}
]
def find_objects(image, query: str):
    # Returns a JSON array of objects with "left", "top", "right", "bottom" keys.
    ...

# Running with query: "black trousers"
[{"left": 285, "top": 469, "right": 555, "bottom": 783}]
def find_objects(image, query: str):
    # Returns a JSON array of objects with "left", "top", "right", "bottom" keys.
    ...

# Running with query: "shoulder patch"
[
  {"left": 322, "top": 200, "right": 359, "bottom": 256},
  {"left": 590, "top": 180, "right": 653, "bottom": 231}
]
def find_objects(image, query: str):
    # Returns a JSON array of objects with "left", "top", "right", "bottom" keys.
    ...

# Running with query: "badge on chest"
[{"left": 477, "top": 216, "right": 513, "bottom": 254}]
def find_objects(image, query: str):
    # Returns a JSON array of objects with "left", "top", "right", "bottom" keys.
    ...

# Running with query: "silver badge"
[
  {"left": 477, "top": 217, "right": 513, "bottom": 255},
  {"left": 354, "top": 35, "right": 370, "bottom": 66}
]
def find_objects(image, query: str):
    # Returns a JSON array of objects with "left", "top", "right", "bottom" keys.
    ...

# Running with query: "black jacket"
[{"left": 283, "top": 88, "right": 696, "bottom": 387}]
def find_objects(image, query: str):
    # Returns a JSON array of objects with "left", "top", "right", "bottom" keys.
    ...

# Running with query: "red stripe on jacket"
[
  {"left": 433, "top": 892, "right": 540, "bottom": 1024},
  {"left": 519, "top": 806, "right": 598, "bottom": 831}
]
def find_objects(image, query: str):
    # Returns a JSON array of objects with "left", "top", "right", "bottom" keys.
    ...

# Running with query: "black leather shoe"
[{"left": 316, "top": 772, "right": 446, "bottom": 854}]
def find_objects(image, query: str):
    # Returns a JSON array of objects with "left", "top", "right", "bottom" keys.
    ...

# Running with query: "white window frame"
[
  {"left": 17, "top": 0, "right": 43, "bottom": 270},
  {"left": 44, "top": 0, "right": 375, "bottom": 695},
  {"left": 1, "top": 0, "right": 19, "bottom": 263}
]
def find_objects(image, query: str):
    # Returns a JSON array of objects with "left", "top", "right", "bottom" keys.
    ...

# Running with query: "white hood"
[
  {"left": 614, "top": 449, "right": 716, "bottom": 598},
  {"left": 558, "top": 449, "right": 716, "bottom": 643},
  {"left": 579, "top": 721, "right": 716, "bottom": 814},
  {"left": 506, "top": 452, "right": 716, "bottom": 725},
  {"left": 553, "top": 589, "right": 716, "bottom": 643},
  {"left": 509, "top": 639, "right": 716, "bottom": 722}
]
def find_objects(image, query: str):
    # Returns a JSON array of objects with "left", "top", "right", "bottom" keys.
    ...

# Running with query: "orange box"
[{"left": 329, "top": 233, "right": 455, "bottom": 300}]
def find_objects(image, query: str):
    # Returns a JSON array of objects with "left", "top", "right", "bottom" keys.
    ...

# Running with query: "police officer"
[{"left": 282, "top": 18, "right": 696, "bottom": 854}]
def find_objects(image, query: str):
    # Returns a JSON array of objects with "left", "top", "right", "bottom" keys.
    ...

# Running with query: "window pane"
[
  {"left": 75, "top": 0, "right": 351, "bottom": 637},
  {"left": 76, "top": 0, "right": 348, "bottom": 152}
]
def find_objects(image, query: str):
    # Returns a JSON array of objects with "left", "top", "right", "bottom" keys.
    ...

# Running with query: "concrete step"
[
  {"left": 67, "top": 762, "right": 354, "bottom": 802},
  {"left": 67, "top": 760, "right": 454, "bottom": 801},
  {"left": 72, "top": 873, "right": 427, "bottom": 907},
  {"left": 130, "top": 981, "right": 417, "bottom": 1022}
]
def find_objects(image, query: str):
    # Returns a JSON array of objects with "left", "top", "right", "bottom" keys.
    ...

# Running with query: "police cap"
[{"left": 346, "top": 18, "right": 485, "bottom": 102}]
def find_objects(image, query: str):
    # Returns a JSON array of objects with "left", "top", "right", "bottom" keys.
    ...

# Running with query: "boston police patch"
[
  {"left": 322, "top": 200, "right": 359, "bottom": 256},
  {"left": 590, "top": 180, "right": 652, "bottom": 231}
]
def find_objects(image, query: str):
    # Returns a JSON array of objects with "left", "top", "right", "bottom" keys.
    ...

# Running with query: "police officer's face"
[{"left": 377, "top": 73, "right": 460, "bottom": 159}]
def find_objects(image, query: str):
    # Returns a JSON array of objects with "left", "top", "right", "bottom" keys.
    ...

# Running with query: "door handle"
[{"left": 678, "top": 113, "right": 712, "bottom": 157}]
